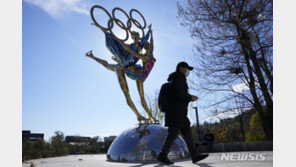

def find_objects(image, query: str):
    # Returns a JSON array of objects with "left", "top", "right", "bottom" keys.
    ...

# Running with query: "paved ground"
[{"left": 22, "top": 151, "right": 272, "bottom": 167}]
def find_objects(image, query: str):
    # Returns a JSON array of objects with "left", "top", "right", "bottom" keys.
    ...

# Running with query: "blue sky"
[{"left": 22, "top": 0, "right": 218, "bottom": 141}]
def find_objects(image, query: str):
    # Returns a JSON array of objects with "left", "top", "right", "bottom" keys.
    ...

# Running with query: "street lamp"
[{"left": 193, "top": 106, "right": 200, "bottom": 142}]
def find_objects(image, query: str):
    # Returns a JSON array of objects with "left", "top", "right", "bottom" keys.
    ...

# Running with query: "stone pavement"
[{"left": 22, "top": 151, "right": 272, "bottom": 167}]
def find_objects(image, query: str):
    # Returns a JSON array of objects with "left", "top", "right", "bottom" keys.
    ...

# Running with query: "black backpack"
[{"left": 158, "top": 82, "right": 170, "bottom": 113}]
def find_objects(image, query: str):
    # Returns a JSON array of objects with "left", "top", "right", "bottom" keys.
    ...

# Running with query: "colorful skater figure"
[
  {"left": 103, "top": 25, "right": 151, "bottom": 69},
  {"left": 109, "top": 24, "right": 157, "bottom": 123},
  {"left": 87, "top": 24, "right": 156, "bottom": 123},
  {"left": 86, "top": 51, "right": 148, "bottom": 122},
  {"left": 120, "top": 25, "right": 156, "bottom": 83}
]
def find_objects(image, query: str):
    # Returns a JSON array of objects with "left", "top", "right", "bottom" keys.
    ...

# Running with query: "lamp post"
[{"left": 193, "top": 106, "right": 200, "bottom": 142}]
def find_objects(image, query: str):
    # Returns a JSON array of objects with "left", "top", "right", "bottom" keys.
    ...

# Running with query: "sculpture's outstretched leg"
[
  {"left": 86, "top": 52, "right": 147, "bottom": 123},
  {"left": 136, "top": 79, "right": 156, "bottom": 123},
  {"left": 116, "top": 67, "right": 147, "bottom": 122}
]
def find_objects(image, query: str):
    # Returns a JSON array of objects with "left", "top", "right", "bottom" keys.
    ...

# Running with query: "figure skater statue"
[
  {"left": 85, "top": 51, "right": 151, "bottom": 122},
  {"left": 87, "top": 7, "right": 156, "bottom": 123}
]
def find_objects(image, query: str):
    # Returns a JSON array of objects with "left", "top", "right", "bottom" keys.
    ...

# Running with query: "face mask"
[{"left": 185, "top": 69, "right": 190, "bottom": 77}]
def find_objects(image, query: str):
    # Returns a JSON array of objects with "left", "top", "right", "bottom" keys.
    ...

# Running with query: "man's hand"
[
  {"left": 191, "top": 95, "right": 199, "bottom": 101},
  {"left": 86, "top": 50, "right": 94, "bottom": 58}
]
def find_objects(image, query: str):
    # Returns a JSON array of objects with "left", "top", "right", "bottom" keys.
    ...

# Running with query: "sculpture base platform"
[{"left": 106, "top": 123, "right": 189, "bottom": 162}]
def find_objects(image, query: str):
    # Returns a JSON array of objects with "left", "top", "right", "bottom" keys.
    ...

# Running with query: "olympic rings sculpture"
[{"left": 90, "top": 5, "right": 147, "bottom": 42}]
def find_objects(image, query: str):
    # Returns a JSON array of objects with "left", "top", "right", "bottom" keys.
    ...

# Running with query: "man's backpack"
[{"left": 158, "top": 82, "right": 170, "bottom": 113}]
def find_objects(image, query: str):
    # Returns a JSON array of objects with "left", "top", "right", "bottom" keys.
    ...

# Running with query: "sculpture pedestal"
[{"left": 106, "top": 123, "right": 189, "bottom": 162}]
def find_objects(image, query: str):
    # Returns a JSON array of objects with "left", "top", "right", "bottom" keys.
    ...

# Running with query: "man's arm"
[{"left": 170, "top": 74, "right": 192, "bottom": 103}]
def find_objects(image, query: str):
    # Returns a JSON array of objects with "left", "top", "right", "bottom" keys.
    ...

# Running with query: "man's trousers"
[{"left": 159, "top": 125, "right": 197, "bottom": 160}]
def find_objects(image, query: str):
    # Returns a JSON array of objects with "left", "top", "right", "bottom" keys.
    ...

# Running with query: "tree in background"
[
  {"left": 101, "top": 138, "right": 115, "bottom": 153},
  {"left": 234, "top": 97, "right": 247, "bottom": 142},
  {"left": 31, "top": 139, "right": 45, "bottom": 159},
  {"left": 213, "top": 127, "right": 227, "bottom": 143},
  {"left": 177, "top": 0, "right": 273, "bottom": 140},
  {"left": 43, "top": 142, "right": 51, "bottom": 157},
  {"left": 22, "top": 139, "right": 51, "bottom": 161},
  {"left": 22, "top": 131, "right": 112, "bottom": 161},
  {"left": 88, "top": 136, "right": 104, "bottom": 153},
  {"left": 246, "top": 112, "right": 265, "bottom": 142},
  {"left": 226, "top": 122, "right": 242, "bottom": 142},
  {"left": 146, "top": 90, "right": 164, "bottom": 125},
  {"left": 22, "top": 141, "right": 34, "bottom": 161},
  {"left": 191, "top": 108, "right": 256, "bottom": 143},
  {"left": 50, "top": 131, "right": 69, "bottom": 156}
]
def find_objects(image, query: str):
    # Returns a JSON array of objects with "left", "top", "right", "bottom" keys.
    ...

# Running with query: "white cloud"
[
  {"left": 231, "top": 82, "right": 249, "bottom": 93},
  {"left": 201, "top": 109, "right": 239, "bottom": 123},
  {"left": 23, "top": 0, "right": 90, "bottom": 19},
  {"left": 158, "top": 26, "right": 193, "bottom": 46}
]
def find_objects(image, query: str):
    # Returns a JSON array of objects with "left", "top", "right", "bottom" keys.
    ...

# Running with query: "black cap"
[{"left": 176, "top": 62, "right": 194, "bottom": 71}]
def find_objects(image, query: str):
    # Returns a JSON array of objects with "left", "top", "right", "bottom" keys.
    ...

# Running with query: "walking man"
[{"left": 157, "top": 62, "right": 209, "bottom": 165}]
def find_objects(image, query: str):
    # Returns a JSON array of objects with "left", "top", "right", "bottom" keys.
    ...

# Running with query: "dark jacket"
[
  {"left": 204, "top": 133, "right": 215, "bottom": 143},
  {"left": 165, "top": 71, "right": 192, "bottom": 127}
]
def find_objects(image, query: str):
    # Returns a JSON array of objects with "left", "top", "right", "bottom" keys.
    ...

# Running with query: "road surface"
[{"left": 22, "top": 151, "right": 272, "bottom": 167}]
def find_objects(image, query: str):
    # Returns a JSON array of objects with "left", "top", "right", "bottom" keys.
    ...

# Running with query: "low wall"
[{"left": 197, "top": 141, "right": 273, "bottom": 153}]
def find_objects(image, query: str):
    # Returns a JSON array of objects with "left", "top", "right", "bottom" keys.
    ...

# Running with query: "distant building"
[
  {"left": 104, "top": 136, "right": 117, "bottom": 142},
  {"left": 65, "top": 136, "right": 91, "bottom": 145},
  {"left": 22, "top": 130, "right": 44, "bottom": 142}
]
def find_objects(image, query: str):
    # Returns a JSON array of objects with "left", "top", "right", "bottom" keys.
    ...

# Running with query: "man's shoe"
[
  {"left": 192, "top": 153, "right": 209, "bottom": 163},
  {"left": 157, "top": 154, "right": 174, "bottom": 165}
]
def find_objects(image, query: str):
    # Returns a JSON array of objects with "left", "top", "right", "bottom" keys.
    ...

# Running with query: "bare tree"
[
  {"left": 146, "top": 90, "right": 165, "bottom": 125},
  {"left": 177, "top": 0, "right": 273, "bottom": 140}
]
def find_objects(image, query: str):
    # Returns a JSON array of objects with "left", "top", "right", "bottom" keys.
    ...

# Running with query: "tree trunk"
[
  {"left": 237, "top": 26, "right": 273, "bottom": 140},
  {"left": 239, "top": 29, "right": 273, "bottom": 138},
  {"left": 240, "top": 116, "right": 245, "bottom": 142}
]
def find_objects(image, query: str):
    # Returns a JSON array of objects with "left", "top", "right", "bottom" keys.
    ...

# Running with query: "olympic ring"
[
  {"left": 90, "top": 5, "right": 114, "bottom": 31},
  {"left": 109, "top": 18, "right": 129, "bottom": 41},
  {"left": 129, "top": 9, "right": 146, "bottom": 29},
  {"left": 90, "top": 5, "right": 148, "bottom": 42},
  {"left": 112, "top": 7, "right": 132, "bottom": 30},
  {"left": 130, "top": 18, "right": 145, "bottom": 39}
]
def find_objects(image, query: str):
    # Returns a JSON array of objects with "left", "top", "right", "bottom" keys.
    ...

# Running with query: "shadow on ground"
[{"left": 106, "top": 159, "right": 215, "bottom": 167}]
